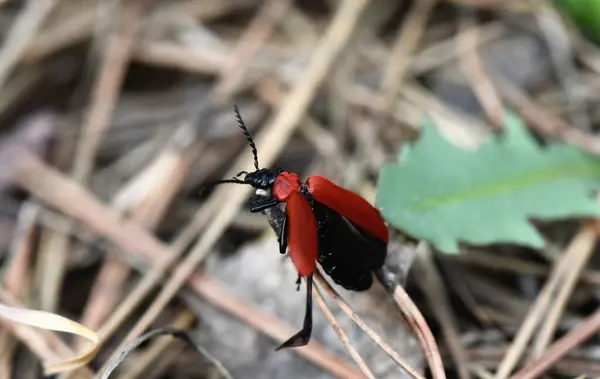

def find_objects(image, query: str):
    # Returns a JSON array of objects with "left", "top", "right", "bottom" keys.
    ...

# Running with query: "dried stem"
[
  {"left": 0, "top": 0, "right": 59, "bottom": 90},
  {"left": 314, "top": 270, "right": 426, "bottom": 379},
  {"left": 494, "top": 224, "right": 597, "bottom": 379},
  {"left": 312, "top": 283, "right": 376, "bottom": 379},
  {"left": 374, "top": 267, "right": 447, "bottom": 379},
  {"left": 413, "top": 243, "right": 469, "bottom": 379}
]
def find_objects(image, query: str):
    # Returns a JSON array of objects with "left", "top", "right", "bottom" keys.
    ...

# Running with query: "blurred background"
[{"left": 0, "top": 0, "right": 599, "bottom": 378}]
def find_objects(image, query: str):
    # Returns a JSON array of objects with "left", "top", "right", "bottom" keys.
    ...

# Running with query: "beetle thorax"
[{"left": 272, "top": 172, "right": 302, "bottom": 201}]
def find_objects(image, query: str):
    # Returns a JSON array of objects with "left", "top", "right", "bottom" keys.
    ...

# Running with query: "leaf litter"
[
  {"left": 1, "top": 0, "right": 600, "bottom": 378},
  {"left": 0, "top": 301, "right": 99, "bottom": 375}
]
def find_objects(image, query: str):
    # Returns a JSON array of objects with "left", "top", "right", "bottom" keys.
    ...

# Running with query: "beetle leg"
[
  {"left": 249, "top": 196, "right": 281, "bottom": 213},
  {"left": 278, "top": 212, "right": 289, "bottom": 255},
  {"left": 275, "top": 275, "right": 313, "bottom": 350}
]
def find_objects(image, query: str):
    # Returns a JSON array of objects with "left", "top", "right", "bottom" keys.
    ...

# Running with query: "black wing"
[{"left": 310, "top": 200, "right": 387, "bottom": 292}]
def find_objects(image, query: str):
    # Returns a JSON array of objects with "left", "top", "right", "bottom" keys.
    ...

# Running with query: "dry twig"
[
  {"left": 458, "top": 7, "right": 504, "bottom": 129},
  {"left": 375, "top": 268, "right": 447, "bottom": 379},
  {"left": 494, "top": 225, "right": 598, "bottom": 379},
  {"left": 380, "top": 0, "right": 437, "bottom": 112},
  {"left": 530, "top": 225, "right": 597, "bottom": 357},
  {"left": 213, "top": 0, "right": 292, "bottom": 101},
  {"left": 312, "top": 283, "right": 376, "bottom": 379},
  {"left": 0, "top": 0, "right": 59, "bottom": 90},
  {"left": 413, "top": 243, "right": 470, "bottom": 379},
  {"left": 314, "top": 271, "right": 426, "bottom": 379}
]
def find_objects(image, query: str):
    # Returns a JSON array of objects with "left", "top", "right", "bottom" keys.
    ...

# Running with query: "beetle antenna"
[
  {"left": 233, "top": 104, "right": 260, "bottom": 170},
  {"left": 199, "top": 177, "right": 249, "bottom": 196},
  {"left": 205, "top": 178, "right": 247, "bottom": 186},
  {"left": 214, "top": 179, "right": 246, "bottom": 185}
]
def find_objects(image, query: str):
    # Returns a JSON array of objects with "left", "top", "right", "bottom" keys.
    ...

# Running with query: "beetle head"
[{"left": 241, "top": 168, "right": 279, "bottom": 190}]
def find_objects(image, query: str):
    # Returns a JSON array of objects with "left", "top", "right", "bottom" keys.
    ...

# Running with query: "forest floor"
[{"left": 0, "top": 1, "right": 598, "bottom": 378}]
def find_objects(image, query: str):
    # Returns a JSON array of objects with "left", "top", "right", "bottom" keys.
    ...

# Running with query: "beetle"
[{"left": 209, "top": 105, "right": 389, "bottom": 350}]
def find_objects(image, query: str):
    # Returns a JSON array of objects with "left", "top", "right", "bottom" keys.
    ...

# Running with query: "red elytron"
[{"left": 209, "top": 105, "right": 389, "bottom": 349}]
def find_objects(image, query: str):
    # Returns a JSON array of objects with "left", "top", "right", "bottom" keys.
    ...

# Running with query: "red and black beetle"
[{"left": 210, "top": 105, "right": 389, "bottom": 350}]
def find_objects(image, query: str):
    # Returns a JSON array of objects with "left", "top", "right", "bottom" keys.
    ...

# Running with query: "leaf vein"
[{"left": 412, "top": 163, "right": 600, "bottom": 210}]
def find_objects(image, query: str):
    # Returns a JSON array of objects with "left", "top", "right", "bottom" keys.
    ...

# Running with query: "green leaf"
[
  {"left": 554, "top": 0, "right": 600, "bottom": 44},
  {"left": 376, "top": 111, "right": 600, "bottom": 254}
]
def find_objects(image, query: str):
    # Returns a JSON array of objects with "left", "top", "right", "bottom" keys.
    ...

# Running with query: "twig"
[
  {"left": 458, "top": 7, "right": 504, "bottom": 129},
  {"left": 379, "top": 0, "right": 437, "bottom": 112},
  {"left": 91, "top": 103, "right": 213, "bottom": 348},
  {"left": 22, "top": 0, "right": 239, "bottom": 64},
  {"left": 104, "top": 0, "right": 374, "bottom": 372},
  {"left": 132, "top": 40, "right": 222, "bottom": 74},
  {"left": 535, "top": 6, "right": 590, "bottom": 130},
  {"left": 256, "top": 78, "right": 346, "bottom": 174},
  {"left": 495, "top": 75, "right": 600, "bottom": 155},
  {"left": 22, "top": 0, "right": 97, "bottom": 63},
  {"left": 449, "top": 250, "right": 600, "bottom": 286},
  {"left": 77, "top": 141, "right": 191, "bottom": 348},
  {"left": 213, "top": 0, "right": 292, "bottom": 101},
  {"left": 493, "top": 225, "right": 596, "bottom": 379},
  {"left": 0, "top": 0, "right": 59, "bottom": 90},
  {"left": 409, "top": 22, "right": 506, "bottom": 76},
  {"left": 37, "top": 0, "right": 148, "bottom": 314},
  {"left": 348, "top": 80, "right": 488, "bottom": 150},
  {"left": 510, "top": 307, "right": 600, "bottom": 379},
  {"left": 36, "top": 215, "right": 71, "bottom": 312},
  {"left": 116, "top": 310, "right": 196, "bottom": 379},
  {"left": 530, "top": 225, "right": 597, "bottom": 358},
  {"left": 0, "top": 66, "right": 44, "bottom": 119},
  {"left": 442, "top": 0, "right": 524, "bottom": 10},
  {"left": 14, "top": 153, "right": 172, "bottom": 284},
  {"left": 132, "top": 21, "right": 505, "bottom": 91},
  {"left": 0, "top": 331, "right": 14, "bottom": 379},
  {"left": 0, "top": 201, "right": 40, "bottom": 379},
  {"left": 374, "top": 267, "right": 447, "bottom": 379},
  {"left": 345, "top": 115, "right": 387, "bottom": 186},
  {"left": 73, "top": 0, "right": 148, "bottom": 182},
  {"left": 99, "top": 325, "right": 233, "bottom": 379},
  {"left": 77, "top": 258, "right": 130, "bottom": 344},
  {"left": 312, "top": 282, "right": 376, "bottom": 379},
  {"left": 3, "top": 201, "right": 39, "bottom": 300},
  {"left": 314, "top": 271, "right": 426, "bottom": 379},
  {"left": 414, "top": 243, "right": 470, "bottom": 379},
  {"left": 0, "top": 289, "right": 94, "bottom": 379}
]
